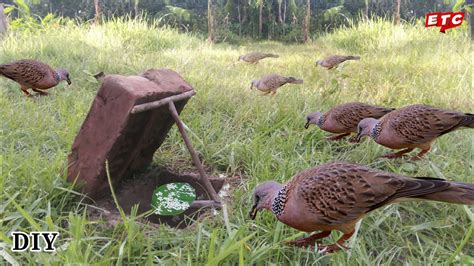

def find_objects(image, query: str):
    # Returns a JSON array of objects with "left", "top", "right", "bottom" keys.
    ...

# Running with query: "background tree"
[
  {"left": 208, "top": 0, "right": 215, "bottom": 42},
  {"left": 394, "top": 0, "right": 401, "bottom": 24},
  {"left": 303, "top": 0, "right": 310, "bottom": 42},
  {"left": 94, "top": 0, "right": 102, "bottom": 24},
  {"left": 0, "top": 4, "right": 8, "bottom": 34}
]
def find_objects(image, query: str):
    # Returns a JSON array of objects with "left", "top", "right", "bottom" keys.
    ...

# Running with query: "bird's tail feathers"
[
  {"left": 413, "top": 178, "right": 474, "bottom": 205},
  {"left": 347, "top": 56, "right": 361, "bottom": 61},
  {"left": 265, "top": 53, "right": 279, "bottom": 58},
  {"left": 287, "top": 77, "right": 303, "bottom": 84},
  {"left": 94, "top": 71, "right": 105, "bottom": 81}
]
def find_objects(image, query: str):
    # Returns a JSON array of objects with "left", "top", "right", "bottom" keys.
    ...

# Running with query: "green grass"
[{"left": 1, "top": 18, "right": 473, "bottom": 264}]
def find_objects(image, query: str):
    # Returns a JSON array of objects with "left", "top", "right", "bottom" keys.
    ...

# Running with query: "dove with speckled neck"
[
  {"left": 356, "top": 104, "right": 474, "bottom": 160},
  {"left": 305, "top": 102, "right": 394, "bottom": 141},
  {"left": 250, "top": 74, "right": 303, "bottom": 95},
  {"left": 250, "top": 162, "right": 474, "bottom": 253},
  {"left": 0, "top": 59, "right": 71, "bottom": 96}
]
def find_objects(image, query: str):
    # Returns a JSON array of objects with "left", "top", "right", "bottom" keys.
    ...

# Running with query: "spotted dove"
[
  {"left": 250, "top": 162, "right": 474, "bottom": 253},
  {"left": 316, "top": 55, "right": 360, "bottom": 70},
  {"left": 356, "top": 104, "right": 474, "bottom": 160},
  {"left": 0, "top": 59, "right": 71, "bottom": 96},
  {"left": 305, "top": 102, "right": 394, "bottom": 141},
  {"left": 238, "top": 52, "right": 279, "bottom": 64},
  {"left": 250, "top": 74, "right": 303, "bottom": 95}
]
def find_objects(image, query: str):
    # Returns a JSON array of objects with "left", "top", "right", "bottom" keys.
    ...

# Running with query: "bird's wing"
[
  {"left": 385, "top": 105, "right": 466, "bottom": 144},
  {"left": 325, "top": 55, "right": 347, "bottom": 66},
  {"left": 262, "top": 74, "right": 288, "bottom": 91},
  {"left": 0, "top": 60, "right": 52, "bottom": 87},
  {"left": 330, "top": 103, "right": 392, "bottom": 131},
  {"left": 291, "top": 162, "right": 449, "bottom": 226}
]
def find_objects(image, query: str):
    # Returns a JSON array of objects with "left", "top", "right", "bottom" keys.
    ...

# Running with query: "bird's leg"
[
  {"left": 381, "top": 148, "right": 414, "bottom": 159},
  {"left": 348, "top": 135, "right": 358, "bottom": 143},
  {"left": 32, "top": 88, "right": 48, "bottom": 96},
  {"left": 317, "top": 230, "right": 355, "bottom": 254},
  {"left": 20, "top": 86, "right": 31, "bottom": 97},
  {"left": 410, "top": 148, "right": 430, "bottom": 161},
  {"left": 286, "top": 231, "right": 331, "bottom": 248},
  {"left": 326, "top": 133, "right": 351, "bottom": 141}
]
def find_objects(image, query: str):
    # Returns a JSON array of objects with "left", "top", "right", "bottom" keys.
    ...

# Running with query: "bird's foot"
[
  {"left": 286, "top": 231, "right": 331, "bottom": 248},
  {"left": 380, "top": 148, "right": 414, "bottom": 159},
  {"left": 381, "top": 153, "right": 404, "bottom": 159},
  {"left": 35, "top": 91, "right": 49, "bottom": 96},
  {"left": 348, "top": 136, "right": 358, "bottom": 143},
  {"left": 409, "top": 156, "right": 423, "bottom": 161},
  {"left": 286, "top": 238, "right": 319, "bottom": 248},
  {"left": 317, "top": 243, "right": 349, "bottom": 254},
  {"left": 326, "top": 133, "right": 350, "bottom": 141}
]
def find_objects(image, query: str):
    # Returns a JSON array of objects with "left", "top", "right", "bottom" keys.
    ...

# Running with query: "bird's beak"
[
  {"left": 355, "top": 132, "right": 362, "bottom": 143},
  {"left": 304, "top": 121, "right": 310, "bottom": 129},
  {"left": 66, "top": 78, "right": 72, "bottom": 85},
  {"left": 250, "top": 83, "right": 253, "bottom": 90},
  {"left": 249, "top": 204, "right": 258, "bottom": 220}
]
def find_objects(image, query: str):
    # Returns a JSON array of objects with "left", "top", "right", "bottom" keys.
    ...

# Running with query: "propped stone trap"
[{"left": 67, "top": 69, "right": 222, "bottom": 227}]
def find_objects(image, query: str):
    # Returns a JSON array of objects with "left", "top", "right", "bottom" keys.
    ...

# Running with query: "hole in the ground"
[{"left": 91, "top": 167, "right": 225, "bottom": 228}]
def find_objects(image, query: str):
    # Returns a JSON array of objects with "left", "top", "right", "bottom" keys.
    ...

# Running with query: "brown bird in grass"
[
  {"left": 316, "top": 55, "right": 360, "bottom": 70},
  {"left": 250, "top": 162, "right": 474, "bottom": 253},
  {"left": 250, "top": 74, "right": 303, "bottom": 95},
  {"left": 305, "top": 102, "right": 394, "bottom": 141},
  {"left": 239, "top": 52, "right": 279, "bottom": 64},
  {"left": 356, "top": 104, "right": 474, "bottom": 161},
  {"left": 0, "top": 59, "right": 71, "bottom": 96}
]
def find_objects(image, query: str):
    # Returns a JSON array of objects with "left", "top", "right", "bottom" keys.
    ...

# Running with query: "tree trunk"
[
  {"left": 208, "top": 0, "right": 215, "bottom": 42},
  {"left": 283, "top": 0, "right": 287, "bottom": 23},
  {"left": 364, "top": 0, "right": 369, "bottom": 20},
  {"left": 259, "top": 1, "right": 263, "bottom": 36},
  {"left": 134, "top": 0, "right": 140, "bottom": 17},
  {"left": 278, "top": 0, "right": 283, "bottom": 23},
  {"left": 237, "top": 1, "right": 242, "bottom": 36},
  {"left": 303, "top": 0, "right": 310, "bottom": 42},
  {"left": 394, "top": 0, "right": 401, "bottom": 25},
  {"left": 0, "top": 4, "right": 8, "bottom": 34},
  {"left": 94, "top": 0, "right": 102, "bottom": 24},
  {"left": 468, "top": 0, "right": 473, "bottom": 41}
]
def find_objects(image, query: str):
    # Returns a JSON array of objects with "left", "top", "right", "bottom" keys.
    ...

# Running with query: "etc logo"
[
  {"left": 425, "top": 12, "right": 465, "bottom": 33},
  {"left": 10, "top": 231, "right": 59, "bottom": 252}
]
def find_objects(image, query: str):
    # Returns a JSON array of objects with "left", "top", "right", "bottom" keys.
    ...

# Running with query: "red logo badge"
[{"left": 425, "top": 12, "right": 465, "bottom": 33}]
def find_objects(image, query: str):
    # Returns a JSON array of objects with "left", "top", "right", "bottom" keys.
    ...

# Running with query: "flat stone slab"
[{"left": 67, "top": 69, "right": 194, "bottom": 198}]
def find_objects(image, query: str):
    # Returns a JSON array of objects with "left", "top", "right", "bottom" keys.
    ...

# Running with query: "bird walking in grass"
[
  {"left": 0, "top": 59, "right": 71, "bottom": 96},
  {"left": 316, "top": 55, "right": 360, "bottom": 70},
  {"left": 305, "top": 102, "right": 394, "bottom": 141},
  {"left": 239, "top": 52, "right": 279, "bottom": 64},
  {"left": 250, "top": 74, "right": 303, "bottom": 95},
  {"left": 356, "top": 104, "right": 474, "bottom": 161},
  {"left": 250, "top": 162, "right": 474, "bottom": 254}
]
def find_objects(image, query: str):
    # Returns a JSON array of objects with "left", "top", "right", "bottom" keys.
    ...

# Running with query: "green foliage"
[{"left": 0, "top": 18, "right": 472, "bottom": 264}]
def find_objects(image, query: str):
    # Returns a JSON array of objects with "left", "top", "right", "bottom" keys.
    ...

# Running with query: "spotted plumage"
[
  {"left": 370, "top": 121, "right": 382, "bottom": 140},
  {"left": 305, "top": 102, "right": 394, "bottom": 141},
  {"left": 250, "top": 74, "right": 303, "bottom": 95},
  {"left": 316, "top": 55, "right": 360, "bottom": 69},
  {"left": 271, "top": 186, "right": 288, "bottom": 216},
  {"left": 0, "top": 59, "right": 71, "bottom": 96},
  {"left": 250, "top": 162, "right": 474, "bottom": 253},
  {"left": 239, "top": 52, "right": 279, "bottom": 64},
  {"left": 357, "top": 104, "right": 474, "bottom": 160}
]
